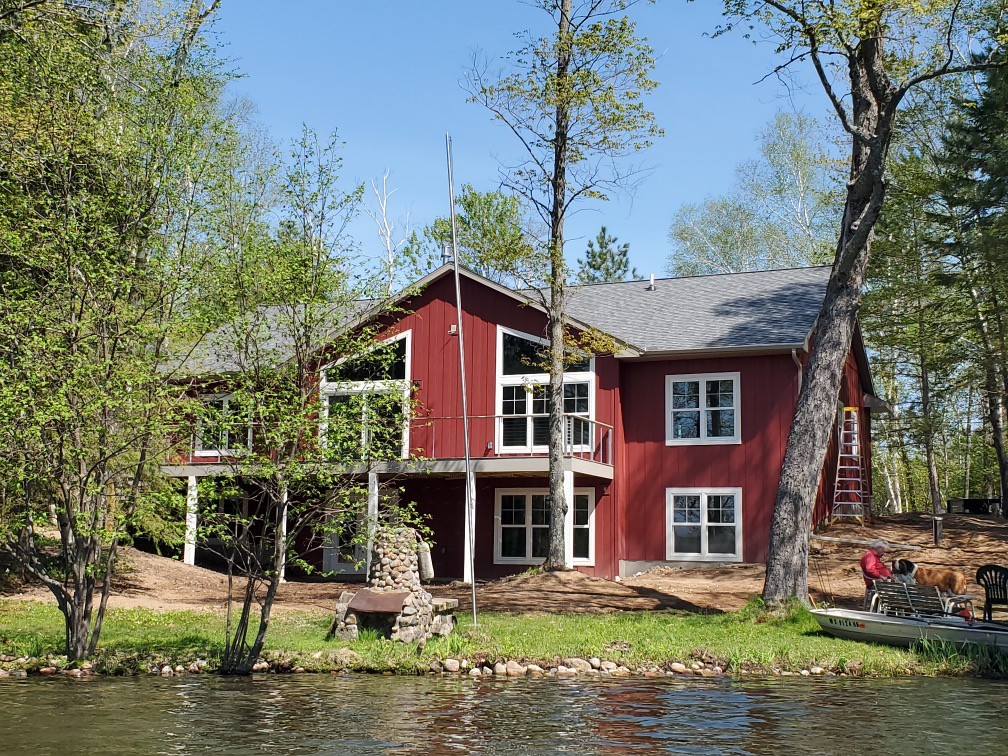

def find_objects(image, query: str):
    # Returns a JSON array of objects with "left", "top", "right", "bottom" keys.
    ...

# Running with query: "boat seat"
[
  {"left": 872, "top": 581, "right": 948, "bottom": 617},
  {"left": 976, "top": 564, "right": 1008, "bottom": 622}
]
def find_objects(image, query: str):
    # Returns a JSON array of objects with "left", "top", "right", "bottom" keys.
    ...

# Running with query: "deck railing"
[
  {"left": 409, "top": 414, "right": 613, "bottom": 467},
  {"left": 171, "top": 414, "right": 614, "bottom": 468}
]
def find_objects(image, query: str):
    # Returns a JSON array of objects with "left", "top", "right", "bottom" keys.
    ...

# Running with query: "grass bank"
[{"left": 0, "top": 599, "right": 1004, "bottom": 678}]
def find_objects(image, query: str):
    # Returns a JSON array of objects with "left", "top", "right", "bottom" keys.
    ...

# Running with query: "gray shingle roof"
[
  {"left": 169, "top": 265, "right": 832, "bottom": 377},
  {"left": 166, "top": 300, "right": 373, "bottom": 377},
  {"left": 565, "top": 266, "right": 831, "bottom": 354}
]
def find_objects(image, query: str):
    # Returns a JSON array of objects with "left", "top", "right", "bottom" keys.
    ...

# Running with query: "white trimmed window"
[
  {"left": 496, "top": 327, "right": 593, "bottom": 453},
  {"left": 665, "top": 372, "right": 740, "bottom": 445},
  {"left": 320, "top": 332, "right": 411, "bottom": 461},
  {"left": 196, "top": 395, "right": 250, "bottom": 455},
  {"left": 665, "top": 488, "right": 742, "bottom": 561},
  {"left": 494, "top": 488, "right": 595, "bottom": 566}
]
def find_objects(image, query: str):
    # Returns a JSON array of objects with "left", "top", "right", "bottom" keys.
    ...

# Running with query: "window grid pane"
[
  {"left": 501, "top": 528, "right": 525, "bottom": 558},
  {"left": 573, "top": 528, "right": 589, "bottom": 560},
  {"left": 531, "top": 495, "right": 549, "bottom": 525},
  {"left": 531, "top": 527, "right": 550, "bottom": 558},
  {"left": 500, "top": 495, "right": 525, "bottom": 525},
  {"left": 672, "top": 381, "right": 699, "bottom": 409}
]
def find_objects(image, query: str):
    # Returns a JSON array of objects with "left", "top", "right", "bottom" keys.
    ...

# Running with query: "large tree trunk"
[
  {"left": 983, "top": 365, "right": 1008, "bottom": 518},
  {"left": 763, "top": 36, "right": 897, "bottom": 607},
  {"left": 545, "top": 0, "right": 573, "bottom": 571}
]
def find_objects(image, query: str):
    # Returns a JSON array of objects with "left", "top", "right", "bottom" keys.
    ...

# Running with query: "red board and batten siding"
[
  {"left": 374, "top": 273, "right": 621, "bottom": 577},
  {"left": 377, "top": 274, "right": 619, "bottom": 458},
  {"left": 617, "top": 353, "right": 801, "bottom": 566}
]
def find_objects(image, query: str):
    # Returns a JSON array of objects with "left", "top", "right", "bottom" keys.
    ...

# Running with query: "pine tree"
[{"left": 576, "top": 226, "right": 638, "bottom": 283}]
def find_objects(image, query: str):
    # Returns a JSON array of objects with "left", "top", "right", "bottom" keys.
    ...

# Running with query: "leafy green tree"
[
  {"left": 421, "top": 184, "right": 537, "bottom": 285},
  {"left": 667, "top": 111, "right": 842, "bottom": 275},
  {"left": 934, "top": 57, "right": 1008, "bottom": 517},
  {"left": 575, "top": 226, "right": 638, "bottom": 283},
  {"left": 468, "top": 0, "right": 661, "bottom": 569},
  {"left": 0, "top": 0, "right": 222, "bottom": 660},
  {"left": 718, "top": 0, "right": 1008, "bottom": 607},
  {"left": 864, "top": 150, "right": 965, "bottom": 516},
  {"left": 190, "top": 129, "right": 423, "bottom": 673}
]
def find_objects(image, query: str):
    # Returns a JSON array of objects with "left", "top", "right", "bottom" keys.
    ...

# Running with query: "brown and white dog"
[{"left": 891, "top": 558, "right": 967, "bottom": 595}]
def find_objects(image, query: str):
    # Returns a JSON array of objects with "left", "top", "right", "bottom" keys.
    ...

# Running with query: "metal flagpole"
[{"left": 446, "top": 134, "right": 477, "bottom": 625}]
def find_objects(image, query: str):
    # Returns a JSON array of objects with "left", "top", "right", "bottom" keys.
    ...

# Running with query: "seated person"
[{"left": 860, "top": 539, "right": 893, "bottom": 608}]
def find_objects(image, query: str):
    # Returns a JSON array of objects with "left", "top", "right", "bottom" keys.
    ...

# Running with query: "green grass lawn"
[{"left": 0, "top": 599, "right": 1003, "bottom": 677}]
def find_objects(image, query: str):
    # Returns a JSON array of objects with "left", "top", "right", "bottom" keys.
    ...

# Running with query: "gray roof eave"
[{"left": 620, "top": 340, "right": 813, "bottom": 361}]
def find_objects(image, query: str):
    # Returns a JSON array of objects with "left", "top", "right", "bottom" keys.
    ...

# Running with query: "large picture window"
[
  {"left": 665, "top": 488, "right": 742, "bottom": 561},
  {"left": 320, "top": 333, "right": 410, "bottom": 462},
  {"left": 497, "top": 327, "right": 593, "bottom": 452},
  {"left": 494, "top": 488, "right": 595, "bottom": 566},
  {"left": 665, "top": 372, "right": 740, "bottom": 445}
]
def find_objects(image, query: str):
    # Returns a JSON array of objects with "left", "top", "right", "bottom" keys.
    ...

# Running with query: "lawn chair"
[{"left": 976, "top": 564, "right": 1008, "bottom": 622}]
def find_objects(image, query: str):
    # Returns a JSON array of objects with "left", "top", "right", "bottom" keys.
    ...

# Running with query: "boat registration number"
[{"left": 829, "top": 618, "right": 866, "bottom": 628}]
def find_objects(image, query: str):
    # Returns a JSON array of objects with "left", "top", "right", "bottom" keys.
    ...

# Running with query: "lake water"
[{"left": 1, "top": 674, "right": 1005, "bottom": 754}]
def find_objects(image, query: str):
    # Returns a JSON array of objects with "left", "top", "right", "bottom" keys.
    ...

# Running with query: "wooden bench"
[
  {"left": 976, "top": 564, "right": 1008, "bottom": 622},
  {"left": 872, "top": 581, "right": 951, "bottom": 617}
]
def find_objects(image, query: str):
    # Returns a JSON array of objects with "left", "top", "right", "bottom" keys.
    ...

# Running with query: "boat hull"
[{"left": 811, "top": 608, "right": 1008, "bottom": 650}]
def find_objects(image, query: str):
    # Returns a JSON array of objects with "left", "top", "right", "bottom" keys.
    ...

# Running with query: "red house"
[{"left": 164, "top": 264, "right": 883, "bottom": 581}]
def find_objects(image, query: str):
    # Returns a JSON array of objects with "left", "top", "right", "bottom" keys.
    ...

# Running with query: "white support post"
[
  {"left": 462, "top": 469, "right": 476, "bottom": 584},
  {"left": 278, "top": 483, "right": 288, "bottom": 583},
  {"left": 364, "top": 471, "right": 379, "bottom": 579},
  {"left": 563, "top": 469, "right": 575, "bottom": 568},
  {"left": 184, "top": 476, "right": 198, "bottom": 566}
]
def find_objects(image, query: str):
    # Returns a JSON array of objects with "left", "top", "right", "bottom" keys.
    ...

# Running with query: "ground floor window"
[
  {"left": 664, "top": 487, "right": 742, "bottom": 561},
  {"left": 494, "top": 488, "right": 595, "bottom": 566}
]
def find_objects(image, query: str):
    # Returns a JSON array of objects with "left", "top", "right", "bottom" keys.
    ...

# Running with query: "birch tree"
[
  {"left": 717, "top": 0, "right": 1008, "bottom": 606},
  {"left": 468, "top": 0, "right": 660, "bottom": 569}
]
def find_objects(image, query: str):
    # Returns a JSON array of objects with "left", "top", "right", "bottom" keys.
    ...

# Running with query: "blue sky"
[{"left": 212, "top": 2, "right": 830, "bottom": 279}]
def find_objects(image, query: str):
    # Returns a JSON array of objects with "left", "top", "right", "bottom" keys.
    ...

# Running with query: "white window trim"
[
  {"left": 494, "top": 487, "right": 595, "bottom": 566},
  {"left": 319, "top": 331, "right": 411, "bottom": 460},
  {"left": 664, "top": 487, "right": 743, "bottom": 562},
  {"left": 664, "top": 371, "right": 741, "bottom": 446},
  {"left": 495, "top": 325, "right": 594, "bottom": 454},
  {"left": 194, "top": 394, "right": 251, "bottom": 456}
]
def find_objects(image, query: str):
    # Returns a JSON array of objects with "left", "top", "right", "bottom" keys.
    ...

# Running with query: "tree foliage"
[
  {"left": 716, "top": 0, "right": 1008, "bottom": 607},
  {"left": 575, "top": 226, "right": 638, "bottom": 283},
  {"left": 421, "top": 184, "right": 537, "bottom": 285},
  {"left": 0, "top": 0, "right": 222, "bottom": 660},
  {"left": 667, "top": 111, "right": 842, "bottom": 276},
  {"left": 468, "top": 0, "right": 660, "bottom": 569},
  {"left": 188, "top": 128, "right": 428, "bottom": 673}
]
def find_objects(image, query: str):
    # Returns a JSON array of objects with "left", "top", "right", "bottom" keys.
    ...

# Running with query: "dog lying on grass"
[{"left": 891, "top": 558, "right": 967, "bottom": 595}]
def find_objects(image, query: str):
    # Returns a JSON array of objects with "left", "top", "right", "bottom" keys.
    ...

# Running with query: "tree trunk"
[
  {"left": 984, "top": 365, "right": 1008, "bottom": 519},
  {"left": 763, "top": 37, "right": 896, "bottom": 606},
  {"left": 545, "top": 0, "right": 573, "bottom": 571}
]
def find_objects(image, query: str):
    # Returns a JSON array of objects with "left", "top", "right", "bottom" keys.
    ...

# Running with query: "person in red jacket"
[{"left": 860, "top": 539, "right": 893, "bottom": 609}]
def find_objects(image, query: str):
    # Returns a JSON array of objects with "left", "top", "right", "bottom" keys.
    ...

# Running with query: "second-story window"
[
  {"left": 196, "top": 395, "right": 250, "bottom": 455},
  {"left": 321, "top": 333, "right": 410, "bottom": 462},
  {"left": 496, "top": 327, "right": 593, "bottom": 453},
  {"left": 664, "top": 372, "right": 741, "bottom": 445}
]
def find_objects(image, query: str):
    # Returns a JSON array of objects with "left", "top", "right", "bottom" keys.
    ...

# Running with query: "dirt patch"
[{"left": 2, "top": 513, "right": 1005, "bottom": 615}]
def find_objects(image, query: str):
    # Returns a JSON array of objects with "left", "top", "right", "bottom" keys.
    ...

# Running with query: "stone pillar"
[
  {"left": 563, "top": 468, "right": 575, "bottom": 568},
  {"left": 462, "top": 468, "right": 475, "bottom": 584},
  {"left": 184, "top": 476, "right": 198, "bottom": 566}
]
